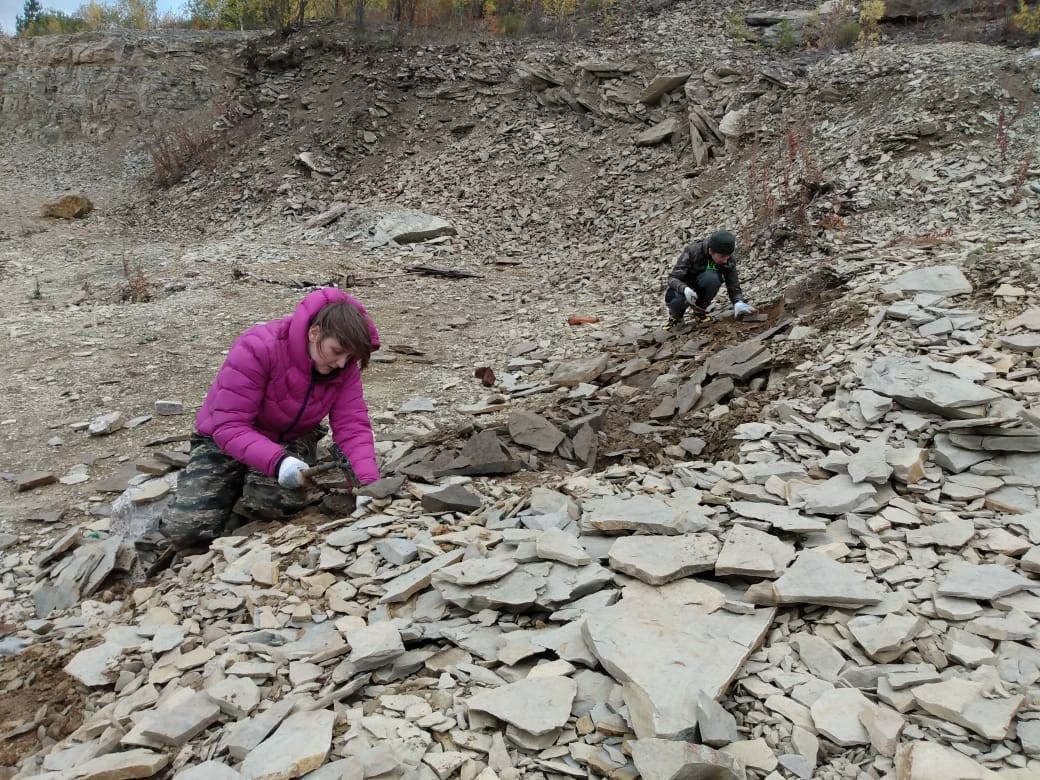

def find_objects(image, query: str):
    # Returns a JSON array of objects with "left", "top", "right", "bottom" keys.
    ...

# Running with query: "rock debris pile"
[{"left": 4, "top": 257, "right": 1040, "bottom": 780}]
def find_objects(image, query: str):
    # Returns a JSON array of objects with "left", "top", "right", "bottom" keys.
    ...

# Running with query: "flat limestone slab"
[
  {"left": 912, "top": 678, "right": 1024, "bottom": 740},
  {"left": 582, "top": 495, "right": 698, "bottom": 535},
  {"left": 582, "top": 599, "right": 774, "bottom": 739},
  {"left": 69, "top": 749, "right": 170, "bottom": 780},
  {"left": 772, "top": 551, "right": 886, "bottom": 607},
  {"left": 240, "top": 709, "right": 335, "bottom": 780},
  {"left": 631, "top": 738, "right": 747, "bottom": 780},
  {"left": 466, "top": 676, "right": 577, "bottom": 736},
  {"left": 894, "top": 741, "right": 1000, "bottom": 780},
  {"left": 607, "top": 534, "right": 720, "bottom": 585}
]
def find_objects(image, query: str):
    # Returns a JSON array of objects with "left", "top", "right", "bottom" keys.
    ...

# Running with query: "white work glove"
[
  {"left": 734, "top": 301, "right": 755, "bottom": 317},
  {"left": 277, "top": 456, "right": 310, "bottom": 489},
  {"left": 683, "top": 287, "right": 697, "bottom": 305}
]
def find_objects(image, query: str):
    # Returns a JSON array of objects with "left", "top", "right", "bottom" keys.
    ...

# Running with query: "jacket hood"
[{"left": 286, "top": 288, "right": 381, "bottom": 374}]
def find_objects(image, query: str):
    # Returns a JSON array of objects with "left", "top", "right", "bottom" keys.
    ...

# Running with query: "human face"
[
  {"left": 308, "top": 326, "right": 353, "bottom": 374},
  {"left": 708, "top": 248, "right": 732, "bottom": 265}
]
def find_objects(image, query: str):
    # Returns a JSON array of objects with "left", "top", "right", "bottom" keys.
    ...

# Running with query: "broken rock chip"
[
  {"left": 912, "top": 678, "right": 1024, "bottom": 740},
  {"left": 421, "top": 484, "right": 483, "bottom": 514},
  {"left": 608, "top": 533, "right": 719, "bottom": 585},
  {"left": 466, "top": 675, "right": 577, "bottom": 736},
  {"left": 583, "top": 599, "right": 774, "bottom": 739},
  {"left": 508, "top": 410, "right": 565, "bottom": 453},
  {"left": 715, "top": 524, "right": 796, "bottom": 579},
  {"left": 550, "top": 354, "right": 608, "bottom": 387},
  {"left": 861, "top": 356, "right": 1002, "bottom": 419},
  {"left": 936, "top": 562, "right": 1039, "bottom": 601},
  {"left": 66, "top": 749, "right": 169, "bottom": 780},
  {"left": 239, "top": 709, "right": 335, "bottom": 780},
  {"left": 582, "top": 494, "right": 700, "bottom": 535},
  {"left": 771, "top": 551, "right": 886, "bottom": 607},
  {"left": 894, "top": 740, "right": 1000, "bottom": 780},
  {"left": 631, "top": 738, "right": 747, "bottom": 780}
]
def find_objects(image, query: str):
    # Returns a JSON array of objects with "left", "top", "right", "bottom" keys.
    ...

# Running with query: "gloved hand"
[
  {"left": 683, "top": 287, "right": 697, "bottom": 305},
  {"left": 277, "top": 456, "right": 310, "bottom": 489},
  {"left": 734, "top": 301, "right": 755, "bottom": 317}
]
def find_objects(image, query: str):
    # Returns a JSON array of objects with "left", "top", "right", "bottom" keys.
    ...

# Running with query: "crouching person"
[
  {"left": 159, "top": 288, "right": 381, "bottom": 550},
  {"left": 663, "top": 229, "right": 755, "bottom": 330}
]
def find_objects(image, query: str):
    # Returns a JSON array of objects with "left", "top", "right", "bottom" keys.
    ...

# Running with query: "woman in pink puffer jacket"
[{"left": 159, "top": 288, "right": 381, "bottom": 549}]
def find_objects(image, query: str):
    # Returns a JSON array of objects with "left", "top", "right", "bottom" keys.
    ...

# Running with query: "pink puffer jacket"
[{"left": 195, "top": 288, "right": 381, "bottom": 483}]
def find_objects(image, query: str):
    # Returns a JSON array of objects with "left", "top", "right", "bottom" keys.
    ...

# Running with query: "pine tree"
[{"left": 15, "top": 0, "right": 44, "bottom": 34}]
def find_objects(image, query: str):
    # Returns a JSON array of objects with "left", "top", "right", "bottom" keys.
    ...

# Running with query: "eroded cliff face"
[{"left": 0, "top": 31, "right": 256, "bottom": 141}]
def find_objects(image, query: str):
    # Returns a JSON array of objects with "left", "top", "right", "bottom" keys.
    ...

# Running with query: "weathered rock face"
[{"left": 0, "top": 31, "right": 248, "bottom": 139}]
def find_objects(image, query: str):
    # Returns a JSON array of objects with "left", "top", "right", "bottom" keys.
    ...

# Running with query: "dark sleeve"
[
  {"left": 722, "top": 261, "right": 744, "bottom": 304},
  {"left": 666, "top": 245, "right": 696, "bottom": 293}
]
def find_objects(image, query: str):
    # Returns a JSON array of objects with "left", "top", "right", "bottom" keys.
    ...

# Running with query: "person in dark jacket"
[{"left": 663, "top": 229, "right": 755, "bottom": 330}]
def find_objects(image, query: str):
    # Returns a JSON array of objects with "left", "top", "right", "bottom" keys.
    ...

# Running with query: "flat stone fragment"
[
  {"left": 721, "top": 738, "right": 777, "bottom": 773},
  {"left": 174, "top": 761, "right": 244, "bottom": 780},
  {"left": 374, "top": 538, "right": 418, "bottom": 566},
  {"left": 380, "top": 549, "right": 465, "bottom": 603},
  {"left": 715, "top": 524, "right": 796, "bottom": 579},
  {"left": 912, "top": 678, "right": 1024, "bottom": 740},
  {"left": 608, "top": 534, "right": 720, "bottom": 585},
  {"left": 582, "top": 495, "right": 697, "bottom": 535},
  {"left": 640, "top": 71, "right": 692, "bottom": 103},
  {"left": 466, "top": 676, "right": 577, "bottom": 736},
  {"left": 790, "top": 633, "right": 845, "bottom": 681},
  {"left": 446, "top": 430, "right": 522, "bottom": 476},
  {"left": 421, "top": 484, "right": 483, "bottom": 514},
  {"left": 884, "top": 264, "right": 972, "bottom": 296},
  {"left": 550, "top": 355, "right": 609, "bottom": 387},
  {"left": 141, "top": 694, "right": 221, "bottom": 746},
  {"left": 696, "top": 690, "right": 739, "bottom": 747},
  {"left": 905, "top": 519, "right": 975, "bottom": 547},
  {"left": 345, "top": 623, "right": 404, "bottom": 671},
  {"left": 636, "top": 117, "right": 680, "bottom": 146},
  {"left": 221, "top": 699, "right": 295, "bottom": 761},
  {"left": 810, "top": 688, "right": 875, "bottom": 746},
  {"left": 862, "top": 356, "right": 1001, "bottom": 418},
  {"left": 432, "top": 558, "right": 518, "bottom": 586},
  {"left": 936, "top": 562, "right": 1038, "bottom": 600},
  {"left": 772, "top": 551, "right": 886, "bottom": 607},
  {"left": 508, "top": 410, "right": 565, "bottom": 453},
  {"left": 859, "top": 706, "right": 905, "bottom": 757},
  {"left": 847, "top": 614, "right": 923, "bottom": 662},
  {"left": 239, "top": 709, "right": 336, "bottom": 780},
  {"left": 1008, "top": 308, "right": 1040, "bottom": 331},
  {"left": 729, "top": 501, "right": 826, "bottom": 533},
  {"left": 16, "top": 471, "right": 58, "bottom": 491},
  {"left": 1000, "top": 334, "right": 1040, "bottom": 352},
  {"left": 631, "top": 738, "right": 747, "bottom": 780},
  {"left": 894, "top": 740, "right": 1000, "bottom": 779},
  {"left": 582, "top": 599, "right": 774, "bottom": 739},
  {"left": 791, "top": 474, "right": 876, "bottom": 515},
  {"left": 536, "top": 528, "right": 591, "bottom": 566},
  {"left": 69, "top": 749, "right": 170, "bottom": 780}
]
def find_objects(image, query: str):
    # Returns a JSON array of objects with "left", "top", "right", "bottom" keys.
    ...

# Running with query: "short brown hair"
[{"left": 310, "top": 302, "right": 374, "bottom": 369}]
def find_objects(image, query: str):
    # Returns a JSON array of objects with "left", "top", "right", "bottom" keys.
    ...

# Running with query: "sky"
[{"left": 0, "top": 0, "right": 182, "bottom": 35}]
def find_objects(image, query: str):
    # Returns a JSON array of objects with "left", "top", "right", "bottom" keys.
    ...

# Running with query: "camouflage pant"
[{"left": 159, "top": 431, "right": 322, "bottom": 549}]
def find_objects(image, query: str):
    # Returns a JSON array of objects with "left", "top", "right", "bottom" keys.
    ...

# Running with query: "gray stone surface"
[
  {"left": 772, "top": 551, "right": 886, "bottom": 607},
  {"left": 239, "top": 709, "right": 336, "bottom": 780},
  {"left": 583, "top": 599, "right": 774, "bottom": 738},
  {"left": 862, "top": 356, "right": 1003, "bottom": 418},
  {"left": 631, "top": 738, "right": 747, "bottom": 780},
  {"left": 936, "top": 562, "right": 1039, "bottom": 600},
  {"left": 466, "top": 676, "right": 577, "bottom": 735},
  {"left": 608, "top": 533, "right": 720, "bottom": 584},
  {"left": 715, "top": 524, "right": 796, "bottom": 579}
]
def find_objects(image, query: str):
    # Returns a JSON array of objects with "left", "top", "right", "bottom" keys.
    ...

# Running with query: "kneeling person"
[
  {"left": 663, "top": 229, "right": 754, "bottom": 330},
  {"left": 159, "top": 288, "right": 381, "bottom": 550}
]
